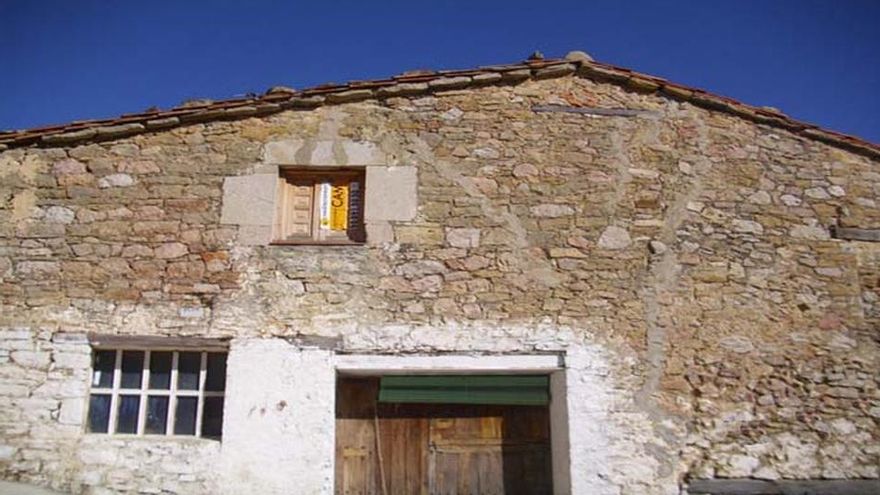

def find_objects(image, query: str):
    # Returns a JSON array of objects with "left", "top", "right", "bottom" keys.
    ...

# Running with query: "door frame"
[{"left": 333, "top": 353, "right": 571, "bottom": 495}]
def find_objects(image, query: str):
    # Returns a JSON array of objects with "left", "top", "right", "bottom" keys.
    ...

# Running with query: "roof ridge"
[{"left": 1, "top": 54, "right": 877, "bottom": 160}]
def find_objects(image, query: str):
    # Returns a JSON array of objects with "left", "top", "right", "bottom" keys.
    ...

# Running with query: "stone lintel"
[
  {"left": 364, "top": 166, "right": 417, "bottom": 222},
  {"left": 88, "top": 333, "right": 230, "bottom": 351},
  {"left": 220, "top": 173, "right": 277, "bottom": 227},
  {"left": 831, "top": 226, "right": 880, "bottom": 242},
  {"left": 687, "top": 479, "right": 880, "bottom": 495},
  {"left": 334, "top": 353, "right": 563, "bottom": 374},
  {"left": 285, "top": 334, "right": 342, "bottom": 350}
]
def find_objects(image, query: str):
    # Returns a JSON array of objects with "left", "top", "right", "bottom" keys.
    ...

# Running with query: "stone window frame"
[
  {"left": 220, "top": 137, "right": 419, "bottom": 247},
  {"left": 86, "top": 346, "right": 227, "bottom": 439},
  {"left": 271, "top": 166, "right": 367, "bottom": 245}
]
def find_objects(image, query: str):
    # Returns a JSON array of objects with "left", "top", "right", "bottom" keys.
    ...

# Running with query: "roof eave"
[{"left": 0, "top": 56, "right": 877, "bottom": 160}]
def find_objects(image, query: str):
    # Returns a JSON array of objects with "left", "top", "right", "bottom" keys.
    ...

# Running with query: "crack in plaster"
[
  {"left": 637, "top": 112, "right": 713, "bottom": 406},
  {"left": 598, "top": 110, "right": 713, "bottom": 485},
  {"left": 627, "top": 111, "right": 715, "bottom": 485}
]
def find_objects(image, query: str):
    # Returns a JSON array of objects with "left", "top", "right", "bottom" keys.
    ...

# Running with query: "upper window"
[
  {"left": 87, "top": 349, "right": 227, "bottom": 439},
  {"left": 273, "top": 167, "right": 366, "bottom": 244}
]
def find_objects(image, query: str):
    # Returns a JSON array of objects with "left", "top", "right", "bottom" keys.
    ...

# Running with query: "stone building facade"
[{"left": 0, "top": 52, "right": 878, "bottom": 494}]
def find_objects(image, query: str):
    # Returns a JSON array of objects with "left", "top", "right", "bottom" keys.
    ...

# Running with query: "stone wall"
[
  {"left": 0, "top": 328, "right": 220, "bottom": 494},
  {"left": 0, "top": 72, "right": 878, "bottom": 493}
]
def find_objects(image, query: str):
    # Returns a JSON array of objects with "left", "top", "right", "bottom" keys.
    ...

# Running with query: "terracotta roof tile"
[{"left": 0, "top": 54, "right": 877, "bottom": 159}]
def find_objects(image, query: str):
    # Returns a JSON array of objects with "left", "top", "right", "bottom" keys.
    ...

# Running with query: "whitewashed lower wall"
[
  {"left": 0, "top": 328, "right": 222, "bottom": 494},
  {"left": 219, "top": 339, "right": 335, "bottom": 495},
  {"left": 0, "top": 327, "right": 679, "bottom": 494}
]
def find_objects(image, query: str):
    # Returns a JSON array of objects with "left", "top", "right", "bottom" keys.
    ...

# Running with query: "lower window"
[{"left": 87, "top": 349, "right": 227, "bottom": 439}]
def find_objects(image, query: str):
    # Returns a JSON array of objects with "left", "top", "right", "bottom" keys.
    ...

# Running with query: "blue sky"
[{"left": 2, "top": 0, "right": 878, "bottom": 143}]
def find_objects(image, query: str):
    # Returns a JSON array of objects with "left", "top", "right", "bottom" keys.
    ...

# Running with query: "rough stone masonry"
[{"left": 0, "top": 53, "right": 878, "bottom": 494}]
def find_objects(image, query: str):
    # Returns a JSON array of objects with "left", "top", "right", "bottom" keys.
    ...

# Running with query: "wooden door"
[
  {"left": 335, "top": 378, "right": 553, "bottom": 495},
  {"left": 427, "top": 405, "right": 552, "bottom": 495},
  {"left": 336, "top": 378, "right": 382, "bottom": 495}
]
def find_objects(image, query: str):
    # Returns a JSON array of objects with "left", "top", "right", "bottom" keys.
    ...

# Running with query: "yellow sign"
[{"left": 329, "top": 183, "right": 349, "bottom": 231}]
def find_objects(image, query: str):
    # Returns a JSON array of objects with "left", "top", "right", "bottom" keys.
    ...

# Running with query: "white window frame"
[{"left": 88, "top": 349, "right": 225, "bottom": 438}]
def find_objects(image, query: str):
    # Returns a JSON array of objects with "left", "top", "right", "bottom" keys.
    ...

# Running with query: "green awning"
[{"left": 378, "top": 375, "right": 550, "bottom": 406}]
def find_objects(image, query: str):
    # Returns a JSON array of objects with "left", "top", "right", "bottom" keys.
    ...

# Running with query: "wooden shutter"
[
  {"left": 347, "top": 179, "right": 366, "bottom": 242},
  {"left": 279, "top": 179, "right": 314, "bottom": 239}
]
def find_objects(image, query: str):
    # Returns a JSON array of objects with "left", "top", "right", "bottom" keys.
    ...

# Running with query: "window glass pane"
[
  {"left": 120, "top": 351, "right": 144, "bottom": 389},
  {"left": 87, "top": 394, "right": 111, "bottom": 433},
  {"left": 201, "top": 397, "right": 224, "bottom": 438},
  {"left": 204, "top": 353, "right": 227, "bottom": 392},
  {"left": 148, "top": 352, "right": 172, "bottom": 390},
  {"left": 177, "top": 352, "right": 200, "bottom": 391},
  {"left": 174, "top": 397, "right": 198, "bottom": 435},
  {"left": 145, "top": 396, "right": 169, "bottom": 435},
  {"left": 116, "top": 395, "right": 140, "bottom": 434},
  {"left": 92, "top": 350, "right": 116, "bottom": 388}
]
